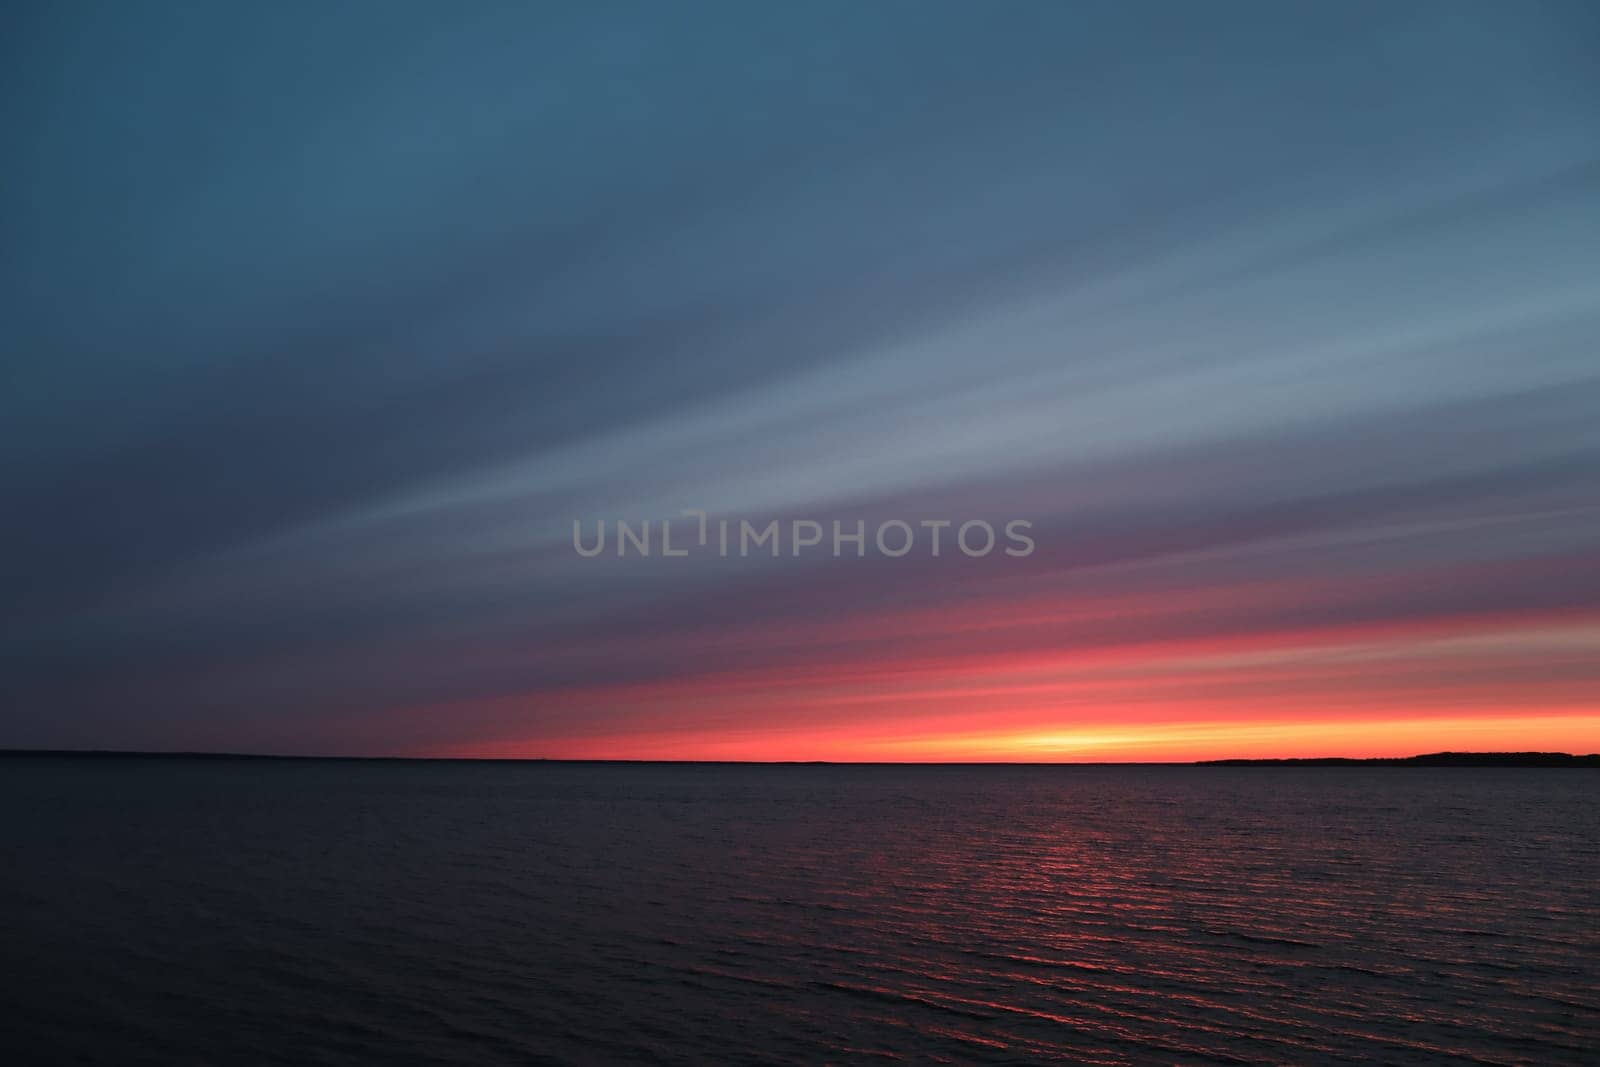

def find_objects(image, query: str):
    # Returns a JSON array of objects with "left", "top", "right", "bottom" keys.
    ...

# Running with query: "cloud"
[{"left": 3, "top": 1, "right": 1598, "bottom": 754}]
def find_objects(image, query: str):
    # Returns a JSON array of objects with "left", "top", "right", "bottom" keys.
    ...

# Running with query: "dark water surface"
[{"left": 2, "top": 758, "right": 1596, "bottom": 1064}]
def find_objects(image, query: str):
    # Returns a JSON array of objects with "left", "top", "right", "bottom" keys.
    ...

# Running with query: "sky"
[{"left": 3, "top": 1, "right": 1598, "bottom": 760}]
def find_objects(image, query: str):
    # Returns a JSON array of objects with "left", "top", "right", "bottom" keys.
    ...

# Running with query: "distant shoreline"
[
  {"left": 1, "top": 750, "right": 1596, "bottom": 767},
  {"left": 1196, "top": 752, "right": 1600, "bottom": 767}
]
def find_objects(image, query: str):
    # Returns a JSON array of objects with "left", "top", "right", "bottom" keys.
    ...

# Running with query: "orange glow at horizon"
[
  {"left": 404, "top": 611, "right": 1600, "bottom": 763},
  {"left": 431, "top": 711, "right": 1600, "bottom": 763}
]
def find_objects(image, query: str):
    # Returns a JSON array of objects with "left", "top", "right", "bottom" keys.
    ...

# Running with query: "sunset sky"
[{"left": 4, "top": 2, "right": 1598, "bottom": 760}]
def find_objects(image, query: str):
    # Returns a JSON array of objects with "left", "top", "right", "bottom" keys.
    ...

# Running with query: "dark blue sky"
[{"left": 4, "top": 2, "right": 1598, "bottom": 757}]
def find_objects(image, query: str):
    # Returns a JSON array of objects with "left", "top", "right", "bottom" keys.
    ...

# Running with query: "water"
[{"left": 2, "top": 758, "right": 1596, "bottom": 1064}]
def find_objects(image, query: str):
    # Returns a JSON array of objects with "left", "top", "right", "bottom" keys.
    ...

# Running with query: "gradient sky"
[{"left": 4, "top": 1, "right": 1599, "bottom": 759}]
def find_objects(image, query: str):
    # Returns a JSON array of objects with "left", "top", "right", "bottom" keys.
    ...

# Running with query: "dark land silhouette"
[{"left": 1198, "top": 751, "right": 1600, "bottom": 767}]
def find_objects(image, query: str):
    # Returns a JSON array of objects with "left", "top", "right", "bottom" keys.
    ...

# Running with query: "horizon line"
[{"left": 3, "top": 748, "right": 1597, "bottom": 767}]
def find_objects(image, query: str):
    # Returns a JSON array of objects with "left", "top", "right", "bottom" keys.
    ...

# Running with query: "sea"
[{"left": 2, "top": 757, "right": 1596, "bottom": 1064}]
